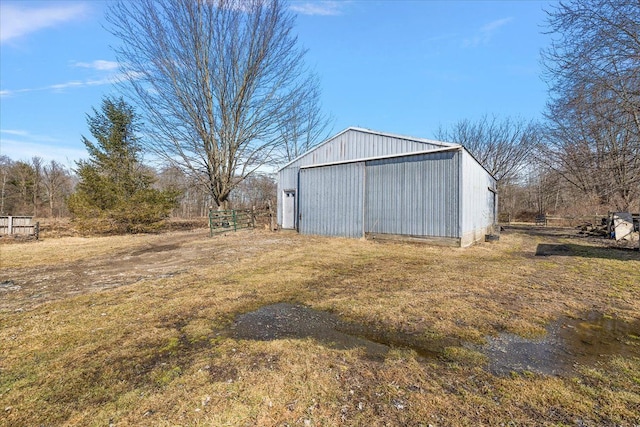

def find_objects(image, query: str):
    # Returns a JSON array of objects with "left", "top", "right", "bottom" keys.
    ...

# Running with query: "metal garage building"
[{"left": 277, "top": 127, "right": 497, "bottom": 247}]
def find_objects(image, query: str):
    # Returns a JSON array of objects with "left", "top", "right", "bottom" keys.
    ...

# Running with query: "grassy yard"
[{"left": 1, "top": 227, "right": 639, "bottom": 426}]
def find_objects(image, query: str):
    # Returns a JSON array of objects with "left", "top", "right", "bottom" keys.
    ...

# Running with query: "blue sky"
[{"left": 1, "top": 0, "right": 553, "bottom": 170}]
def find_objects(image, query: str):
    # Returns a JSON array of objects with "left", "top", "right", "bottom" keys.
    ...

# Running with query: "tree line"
[
  {"left": 0, "top": 149, "right": 276, "bottom": 220},
  {"left": 0, "top": 156, "right": 74, "bottom": 219},
  {"left": 4, "top": 0, "right": 637, "bottom": 233},
  {"left": 0, "top": 97, "right": 275, "bottom": 229}
]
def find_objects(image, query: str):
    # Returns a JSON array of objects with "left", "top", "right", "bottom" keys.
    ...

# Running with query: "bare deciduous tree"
[
  {"left": 541, "top": 0, "right": 640, "bottom": 211},
  {"left": 10, "top": 161, "right": 36, "bottom": 215},
  {"left": 31, "top": 157, "right": 42, "bottom": 217},
  {"left": 435, "top": 114, "right": 538, "bottom": 183},
  {"left": 228, "top": 173, "right": 276, "bottom": 209},
  {"left": 156, "top": 165, "right": 212, "bottom": 217},
  {"left": 542, "top": 84, "right": 640, "bottom": 210},
  {"left": 0, "top": 156, "right": 73, "bottom": 217},
  {"left": 277, "top": 78, "right": 332, "bottom": 162},
  {"left": 107, "top": 0, "right": 326, "bottom": 208},
  {"left": 0, "top": 155, "right": 11, "bottom": 215},
  {"left": 42, "top": 160, "right": 73, "bottom": 218}
]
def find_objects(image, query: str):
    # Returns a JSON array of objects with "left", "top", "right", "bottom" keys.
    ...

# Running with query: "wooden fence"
[
  {"left": 497, "top": 212, "right": 511, "bottom": 224},
  {"left": 499, "top": 213, "right": 609, "bottom": 227},
  {"left": 535, "top": 214, "right": 637, "bottom": 228},
  {"left": 0, "top": 216, "right": 39, "bottom": 239},
  {"left": 498, "top": 212, "right": 639, "bottom": 231}
]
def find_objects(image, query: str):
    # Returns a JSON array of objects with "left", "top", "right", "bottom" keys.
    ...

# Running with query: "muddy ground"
[{"left": 0, "top": 228, "right": 288, "bottom": 313}]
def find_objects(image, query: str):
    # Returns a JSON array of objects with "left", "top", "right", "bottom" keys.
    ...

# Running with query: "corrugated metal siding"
[
  {"left": 278, "top": 128, "right": 496, "bottom": 243},
  {"left": 298, "top": 162, "right": 365, "bottom": 238},
  {"left": 285, "top": 129, "right": 447, "bottom": 171},
  {"left": 460, "top": 150, "right": 497, "bottom": 245},
  {"left": 365, "top": 151, "right": 460, "bottom": 238},
  {"left": 277, "top": 128, "right": 448, "bottom": 227}
]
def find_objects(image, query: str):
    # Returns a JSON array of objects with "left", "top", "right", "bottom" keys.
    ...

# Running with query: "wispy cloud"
[
  {"left": 1, "top": 129, "right": 30, "bottom": 137},
  {"left": 0, "top": 129, "right": 84, "bottom": 165},
  {"left": 290, "top": 1, "right": 345, "bottom": 16},
  {"left": 463, "top": 17, "right": 513, "bottom": 48},
  {"left": 0, "top": 88, "right": 30, "bottom": 98},
  {"left": 1, "top": 128, "right": 59, "bottom": 143},
  {"left": 1, "top": 71, "right": 140, "bottom": 98},
  {"left": 482, "top": 17, "right": 513, "bottom": 33},
  {"left": 424, "top": 33, "right": 458, "bottom": 44},
  {"left": 1, "top": 79, "right": 101, "bottom": 97},
  {"left": 72, "top": 60, "right": 120, "bottom": 71},
  {"left": 0, "top": 2, "right": 89, "bottom": 44}
]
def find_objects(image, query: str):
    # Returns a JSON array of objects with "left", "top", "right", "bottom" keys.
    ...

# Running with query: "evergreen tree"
[{"left": 68, "top": 97, "right": 178, "bottom": 233}]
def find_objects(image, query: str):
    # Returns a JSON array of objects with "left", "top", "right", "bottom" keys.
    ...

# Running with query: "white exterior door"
[{"left": 282, "top": 190, "right": 296, "bottom": 229}]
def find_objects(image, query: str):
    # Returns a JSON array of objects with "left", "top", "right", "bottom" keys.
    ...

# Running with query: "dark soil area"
[{"left": 231, "top": 303, "right": 640, "bottom": 378}]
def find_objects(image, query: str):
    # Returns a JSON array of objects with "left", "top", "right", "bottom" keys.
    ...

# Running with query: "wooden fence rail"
[{"left": 0, "top": 216, "right": 39, "bottom": 239}]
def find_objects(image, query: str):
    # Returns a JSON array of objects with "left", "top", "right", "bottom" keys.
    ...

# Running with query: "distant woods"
[
  {"left": 0, "top": 153, "right": 277, "bottom": 223},
  {"left": 0, "top": 96, "right": 277, "bottom": 225},
  {"left": 0, "top": 156, "right": 74, "bottom": 218},
  {"left": 435, "top": 115, "right": 539, "bottom": 216}
]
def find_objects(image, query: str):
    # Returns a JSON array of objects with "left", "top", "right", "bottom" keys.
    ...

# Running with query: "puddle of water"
[
  {"left": 231, "top": 303, "right": 390, "bottom": 358},
  {"left": 478, "top": 311, "right": 640, "bottom": 376},
  {"left": 231, "top": 304, "right": 640, "bottom": 377}
]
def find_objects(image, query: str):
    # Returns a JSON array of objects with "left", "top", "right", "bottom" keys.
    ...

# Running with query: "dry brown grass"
[{"left": 1, "top": 227, "right": 639, "bottom": 426}]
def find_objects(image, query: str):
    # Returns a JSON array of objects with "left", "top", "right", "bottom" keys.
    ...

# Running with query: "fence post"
[
  {"left": 208, "top": 208, "right": 213, "bottom": 237},
  {"left": 232, "top": 210, "right": 237, "bottom": 232},
  {"left": 251, "top": 206, "right": 256, "bottom": 229},
  {"left": 7, "top": 216, "right": 12, "bottom": 235},
  {"left": 34, "top": 221, "right": 40, "bottom": 240},
  {"left": 266, "top": 199, "right": 275, "bottom": 231}
]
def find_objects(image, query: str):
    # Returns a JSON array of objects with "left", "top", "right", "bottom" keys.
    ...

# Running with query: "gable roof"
[{"left": 278, "top": 127, "right": 456, "bottom": 172}]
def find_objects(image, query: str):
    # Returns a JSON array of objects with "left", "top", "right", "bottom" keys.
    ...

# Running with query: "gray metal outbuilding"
[{"left": 277, "top": 127, "right": 497, "bottom": 247}]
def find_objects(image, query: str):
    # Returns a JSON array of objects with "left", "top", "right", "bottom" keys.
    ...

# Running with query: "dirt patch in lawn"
[{"left": 0, "top": 228, "right": 296, "bottom": 313}]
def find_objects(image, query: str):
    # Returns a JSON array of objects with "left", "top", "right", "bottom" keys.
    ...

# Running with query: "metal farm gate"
[{"left": 208, "top": 209, "right": 256, "bottom": 236}]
